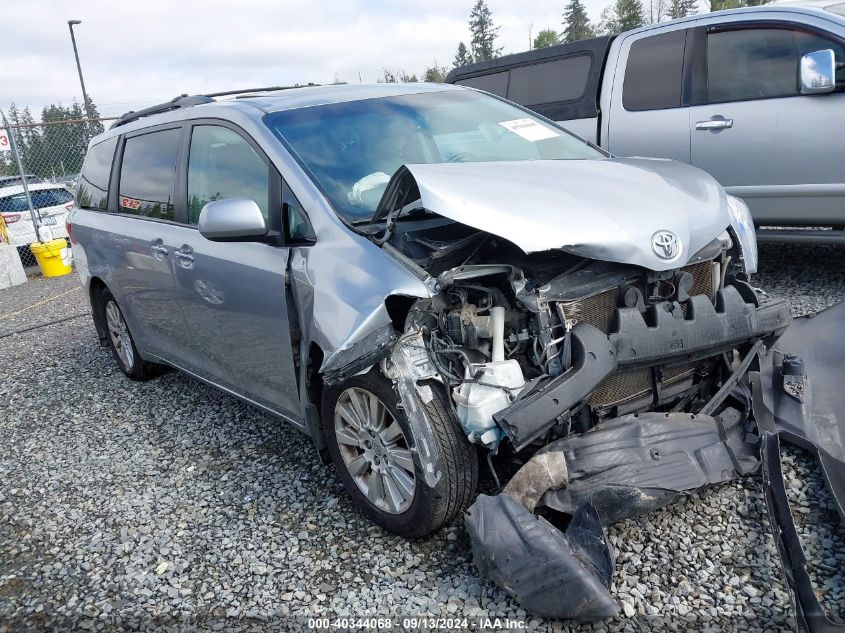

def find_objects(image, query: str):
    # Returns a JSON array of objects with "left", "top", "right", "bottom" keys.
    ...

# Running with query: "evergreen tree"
[
  {"left": 19, "top": 107, "right": 40, "bottom": 174},
  {"left": 86, "top": 98, "right": 105, "bottom": 136},
  {"left": 5, "top": 104, "right": 24, "bottom": 169},
  {"left": 600, "top": 0, "right": 645, "bottom": 34},
  {"left": 562, "top": 0, "right": 595, "bottom": 43},
  {"left": 453, "top": 42, "right": 473, "bottom": 68},
  {"left": 533, "top": 29, "right": 561, "bottom": 48},
  {"left": 667, "top": 0, "right": 696, "bottom": 18},
  {"left": 468, "top": 0, "right": 502, "bottom": 62}
]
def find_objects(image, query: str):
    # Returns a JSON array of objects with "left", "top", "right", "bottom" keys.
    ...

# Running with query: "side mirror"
[
  {"left": 198, "top": 198, "right": 268, "bottom": 241},
  {"left": 800, "top": 49, "right": 836, "bottom": 95}
]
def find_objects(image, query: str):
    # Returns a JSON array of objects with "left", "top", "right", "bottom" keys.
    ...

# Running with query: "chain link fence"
[{"left": 1, "top": 116, "right": 116, "bottom": 269}]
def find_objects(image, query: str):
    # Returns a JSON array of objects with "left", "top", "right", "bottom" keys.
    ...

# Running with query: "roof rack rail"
[
  {"left": 111, "top": 94, "right": 213, "bottom": 129},
  {"left": 111, "top": 84, "right": 320, "bottom": 129}
]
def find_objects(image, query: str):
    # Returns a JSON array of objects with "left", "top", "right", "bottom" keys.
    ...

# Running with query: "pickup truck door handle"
[{"left": 695, "top": 118, "right": 733, "bottom": 131}]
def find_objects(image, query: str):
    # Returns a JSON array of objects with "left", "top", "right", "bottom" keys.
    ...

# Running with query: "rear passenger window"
[
  {"left": 77, "top": 137, "right": 117, "bottom": 210},
  {"left": 118, "top": 128, "right": 180, "bottom": 221},
  {"left": 187, "top": 125, "right": 269, "bottom": 225},
  {"left": 623, "top": 30, "right": 687, "bottom": 111},
  {"left": 455, "top": 71, "right": 509, "bottom": 97},
  {"left": 507, "top": 56, "right": 592, "bottom": 105}
]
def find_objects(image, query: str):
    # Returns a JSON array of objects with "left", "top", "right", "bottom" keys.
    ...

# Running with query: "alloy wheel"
[
  {"left": 105, "top": 300, "right": 134, "bottom": 370},
  {"left": 333, "top": 387, "right": 416, "bottom": 514}
]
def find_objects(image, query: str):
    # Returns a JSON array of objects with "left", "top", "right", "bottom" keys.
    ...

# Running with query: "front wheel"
[{"left": 322, "top": 370, "right": 477, "bottom": 538}]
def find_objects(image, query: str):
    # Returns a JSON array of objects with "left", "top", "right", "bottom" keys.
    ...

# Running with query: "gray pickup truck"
[{"left": 447, "top": 1, "right": 845, "bottom": 243}]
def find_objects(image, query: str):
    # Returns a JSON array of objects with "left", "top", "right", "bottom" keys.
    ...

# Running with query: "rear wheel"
[
  {"left": 322, "top": 370, "right": 477, "bottom": 538},
  {"left": 98, "top": 289, "right": 162, "bottom": 381}
]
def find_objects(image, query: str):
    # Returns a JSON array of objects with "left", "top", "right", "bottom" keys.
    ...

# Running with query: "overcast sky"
[{"left": 1, "top": 0, "right": 613, "bottom": 121}]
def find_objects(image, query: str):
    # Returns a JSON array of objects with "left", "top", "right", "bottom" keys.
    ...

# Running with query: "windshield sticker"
[{"left": 498, "top": 118, "right": 560, "bottom": 142}]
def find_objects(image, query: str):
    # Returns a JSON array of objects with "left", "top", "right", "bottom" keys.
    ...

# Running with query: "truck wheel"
[
  {"left": 322, "top": 370, "right": 477, "bottom": 538},
  {"left": 98, "top": 288, "right": 161, "bottom": 381}
]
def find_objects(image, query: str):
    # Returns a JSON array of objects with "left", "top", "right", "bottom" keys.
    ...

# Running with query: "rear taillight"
[
  {"left": 64, "top": 202, "right": 74, "bottom": 211},
  {"left": 66, "top": 219, "right": 74, "bottom": 243},
  {"left": 2, "top": 213, "right": 21, "bottom": 224}
]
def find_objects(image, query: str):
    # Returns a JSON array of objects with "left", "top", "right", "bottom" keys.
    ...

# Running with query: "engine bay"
[{"left": 385, "top": 216, "right": 755, "bottom": 451}]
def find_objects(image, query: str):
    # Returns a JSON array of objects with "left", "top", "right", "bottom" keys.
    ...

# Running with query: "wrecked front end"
[
  {"left": 329, "top": 158, "right": 842, "bottom": 628},
  {"left": 392, "top": 249, "right": 792, "bottom": 622},
  {"left": 360, "top": 161, "right": 845, "bottom": 622}
]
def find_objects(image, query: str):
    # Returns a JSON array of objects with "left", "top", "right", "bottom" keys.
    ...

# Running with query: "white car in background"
[{"left": 0, "top": 182, "right": 74, "bottom": 252}]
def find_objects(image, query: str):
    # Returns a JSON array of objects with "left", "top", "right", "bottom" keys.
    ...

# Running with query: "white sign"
[
  {"left": 0, "top": 129, "right": 10, "bottom": 152},
  {"left": 498, "top": 118, "right": 559, "bottom": 142}
]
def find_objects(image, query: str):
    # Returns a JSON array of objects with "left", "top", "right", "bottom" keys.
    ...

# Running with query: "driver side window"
[
  {"left": 187, "top": 125, "right": 269, "bottom": 225},
  {"left": 706, "top": 27, "right": 845, "bottom": 103}
]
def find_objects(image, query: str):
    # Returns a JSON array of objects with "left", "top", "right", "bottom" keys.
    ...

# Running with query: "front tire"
[
  {"left": 322, "top": 370, "right": 477, "bottom": 538},
  {"left": 97, "top": 288, "right": 161, "bottom": 381}
]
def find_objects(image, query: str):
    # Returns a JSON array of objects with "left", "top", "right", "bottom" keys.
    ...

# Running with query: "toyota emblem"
[{"left": 652, "top": 230, "right": 681, "bottom": 260}]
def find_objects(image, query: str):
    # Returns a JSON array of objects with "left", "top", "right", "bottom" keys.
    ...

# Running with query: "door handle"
[
  {"left": 695, "top": 118, "right": 733, "bottom": 131},
  {"left": 174, "top": 247, "right": 195, "bottom": 268},
  {"left": 150, "top": 244, "right": 169, "bottom": 259}
]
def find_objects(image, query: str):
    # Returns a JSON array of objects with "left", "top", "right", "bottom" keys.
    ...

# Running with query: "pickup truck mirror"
[
  {"left": 800, "top": 49, "right": 836, "bottom": 95},
  {"left": 198, "top": 198, "right": 268, "bottom": 241}
]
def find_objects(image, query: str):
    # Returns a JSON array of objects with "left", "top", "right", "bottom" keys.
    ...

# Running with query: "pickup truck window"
[
  {"left": 77, "top": 136, "right": 117, "bottom": 210},
  {"left": 706, "top": 27, "right": 845, "bottom": 103},
  {"left": 507, "top": 56, "right": 592, "bottom": 106},
  {"left": 455, "top": 71, "right": 508, "bottom": 97},
  {"left": 622, "top": 30, "right": 686, "bottom": 111}
]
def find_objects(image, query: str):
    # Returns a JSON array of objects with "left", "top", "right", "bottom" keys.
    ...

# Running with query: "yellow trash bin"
[{"left": 29, "top": 239, "right": 73, "bottom": 277}]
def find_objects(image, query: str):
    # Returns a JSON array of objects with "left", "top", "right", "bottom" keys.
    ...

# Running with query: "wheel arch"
[
  {"left": 88, "top": 276, "right": 109, "bottom": 346},
  {"left": 302, "top": 341, "right": 329, "bottom": 460}
]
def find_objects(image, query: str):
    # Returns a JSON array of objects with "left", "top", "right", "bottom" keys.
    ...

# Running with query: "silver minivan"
[{"left": 70, "top": 83, "right": 788, "bottom": 545}]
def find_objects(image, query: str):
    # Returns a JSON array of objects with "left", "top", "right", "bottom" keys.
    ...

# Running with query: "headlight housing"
[{"left": 727, "top": 195, "right": 757, "bottom": 275}]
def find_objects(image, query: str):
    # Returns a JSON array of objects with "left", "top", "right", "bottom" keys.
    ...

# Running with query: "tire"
[
  {"left": 97, "top": 288, "right": 162, "bottom": 381},
  {"left": 322, "top": 370, "right": 478, "bottom": 538}
]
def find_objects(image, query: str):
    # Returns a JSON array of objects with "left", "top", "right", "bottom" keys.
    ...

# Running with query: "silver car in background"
[{"left": 71, "top": 83, "right": 827, "bottom": 621}]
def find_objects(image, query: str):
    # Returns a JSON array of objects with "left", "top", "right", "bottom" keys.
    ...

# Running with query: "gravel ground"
[{"left": 0, "top": 243, "right": 843, "bottom": 632}]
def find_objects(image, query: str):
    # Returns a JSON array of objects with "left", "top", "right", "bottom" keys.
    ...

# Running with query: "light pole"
[{"left": 67, "top": 19, "right": 94, "bottom": 121}]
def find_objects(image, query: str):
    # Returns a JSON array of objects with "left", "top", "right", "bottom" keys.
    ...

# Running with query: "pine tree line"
[
  {"left": 446, "top": 0, "right": 775, "bottom": 70},
  {"left": 1, "top": 100, "right": 105, "bottom": 178}
]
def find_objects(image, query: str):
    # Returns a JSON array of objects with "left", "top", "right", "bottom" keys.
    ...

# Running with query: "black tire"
[
  {"left": 97, "top": 288, "right": 162, "bottom": 381},
  {"left": 322, "top": 370, "right": 478, "bottom": 538}
]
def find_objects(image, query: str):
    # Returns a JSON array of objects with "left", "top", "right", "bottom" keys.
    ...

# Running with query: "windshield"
[{"left": 265, "top": 89, "right": 603, "bottom": 222}]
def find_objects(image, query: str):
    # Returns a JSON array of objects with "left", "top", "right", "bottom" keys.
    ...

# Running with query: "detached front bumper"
[
  {"left": 466, "top": 299, "right": 845, "bottom": 629},
  {"left": 466, "top": 408, "right": 761, "bottom": 621}
]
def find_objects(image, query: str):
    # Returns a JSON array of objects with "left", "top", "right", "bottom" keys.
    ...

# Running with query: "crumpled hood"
[{"left": 399, "top": 158, "right": 732, "bottom": 272}]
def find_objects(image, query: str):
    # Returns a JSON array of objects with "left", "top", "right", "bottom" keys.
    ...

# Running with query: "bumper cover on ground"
[{"left": 465, "top": 408, "right": 761, "bottom": 622}]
